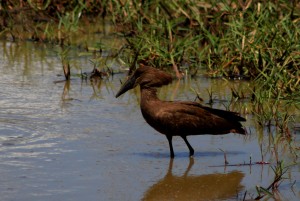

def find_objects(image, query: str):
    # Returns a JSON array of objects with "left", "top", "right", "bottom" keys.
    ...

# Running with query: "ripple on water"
[
  {"left": 0, "top": 98, "right": 65, "bottom": 170},
  {"left": 0, "top": 115, "right": 60, "bottom": 163}
]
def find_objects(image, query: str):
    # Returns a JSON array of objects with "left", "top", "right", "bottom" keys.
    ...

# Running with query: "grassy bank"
[{"left": 1, "top": 1, "right": 299, "bottom": 78}]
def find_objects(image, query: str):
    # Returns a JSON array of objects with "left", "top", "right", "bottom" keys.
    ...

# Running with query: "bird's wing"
[
  {"left": 177, "top": 101, "right": 246, "bottom": 122},
  {"left": 154, "top": 101, "right": 244, "bottom": 135}
]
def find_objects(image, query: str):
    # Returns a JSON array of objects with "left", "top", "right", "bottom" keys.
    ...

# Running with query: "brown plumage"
[{"left": 116, "top": 66, "right": 246, "bottom": 158}]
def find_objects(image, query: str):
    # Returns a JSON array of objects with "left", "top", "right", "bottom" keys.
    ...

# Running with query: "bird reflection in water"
[{"left": 142, "top": 158, "right": 244, "bottom": 201}]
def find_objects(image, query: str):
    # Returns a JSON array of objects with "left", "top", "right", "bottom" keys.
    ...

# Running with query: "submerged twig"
[{"left": 219, "top": 148, "right": 229, "bottom": 165}]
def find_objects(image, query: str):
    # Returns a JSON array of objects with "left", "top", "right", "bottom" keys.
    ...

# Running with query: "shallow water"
[{"left": 0, "top": 40, "right": 299, "bottom": 201}]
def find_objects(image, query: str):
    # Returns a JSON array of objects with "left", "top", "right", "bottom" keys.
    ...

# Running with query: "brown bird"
[{"left": 115, "top": 66, "right": 246, "bottom": 158}]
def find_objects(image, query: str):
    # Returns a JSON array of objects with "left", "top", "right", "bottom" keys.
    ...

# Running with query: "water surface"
[{"left": 0, "top": 40, "right": 299, "bottom": 201}]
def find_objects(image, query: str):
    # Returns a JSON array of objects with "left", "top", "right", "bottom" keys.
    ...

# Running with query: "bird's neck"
[
  {"left": 140, "top": 87, "right": 162, "bottom": 115},
  {"left": 140, "top": 87, "right": 162, "bottom": 126},
  {"left": 140, "top": 87, "right": 160, "bottom": 103}
]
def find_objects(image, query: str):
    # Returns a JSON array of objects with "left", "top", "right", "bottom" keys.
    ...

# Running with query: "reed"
[{"left": 254, "top": 161, "right": 293, "bottom": 200}]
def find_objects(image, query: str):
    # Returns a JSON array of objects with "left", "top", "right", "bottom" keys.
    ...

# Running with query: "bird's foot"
[{"left": 189, "top": 149, "right": 194, "bottom": 158}]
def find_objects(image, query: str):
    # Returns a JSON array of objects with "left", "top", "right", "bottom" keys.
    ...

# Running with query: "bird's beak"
[{"left": 115, "top": 75, "right": 136, "bottom": 98}]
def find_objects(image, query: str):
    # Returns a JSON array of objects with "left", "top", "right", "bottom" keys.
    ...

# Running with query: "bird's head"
[{"left": 115, "top": 65, "right": 173, "bottom": 98}]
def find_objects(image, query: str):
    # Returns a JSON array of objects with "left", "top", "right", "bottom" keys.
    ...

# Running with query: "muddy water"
[{"left": 0, "top": 40, "right": 299, "bottom": 201}]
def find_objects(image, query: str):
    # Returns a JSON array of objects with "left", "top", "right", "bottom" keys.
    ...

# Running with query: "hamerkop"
[{"left": 115, "top": 66, "right": 246, "bottom": 158}]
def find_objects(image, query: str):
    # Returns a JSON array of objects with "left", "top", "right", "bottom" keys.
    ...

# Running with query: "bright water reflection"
[{"left": 0, "top": 40, "right": 299, "bottom": 201}]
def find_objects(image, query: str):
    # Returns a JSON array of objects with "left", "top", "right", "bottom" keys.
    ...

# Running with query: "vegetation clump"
[{"left": 1, "top": 1, "right": 299, "bottom": 82}]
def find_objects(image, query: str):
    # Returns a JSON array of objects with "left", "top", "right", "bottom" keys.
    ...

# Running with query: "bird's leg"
[
  {"left": 184, "top": 157, "right": 194, "bottom": 177},
  {"left": 166, "top": 135, "right": 175, "bottom": 158},
  {"left": 181, "top": 136, "right": 194, "bottom": 157}
]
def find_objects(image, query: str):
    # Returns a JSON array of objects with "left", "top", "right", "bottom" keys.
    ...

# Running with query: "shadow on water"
[
  {"left": 142, "top": 158, "right": 244, "bottom": 201},
  {"left": 135, "top": 150, "right": 245, "bottom": 159}
]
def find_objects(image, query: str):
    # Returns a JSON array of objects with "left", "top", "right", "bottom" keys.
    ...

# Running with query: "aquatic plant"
[
  {"left": 60, "top": 47, "right": 71, "bottom": 80},
  {"left": 254, "top": 161, "right": 292, "bottom": 200}
]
